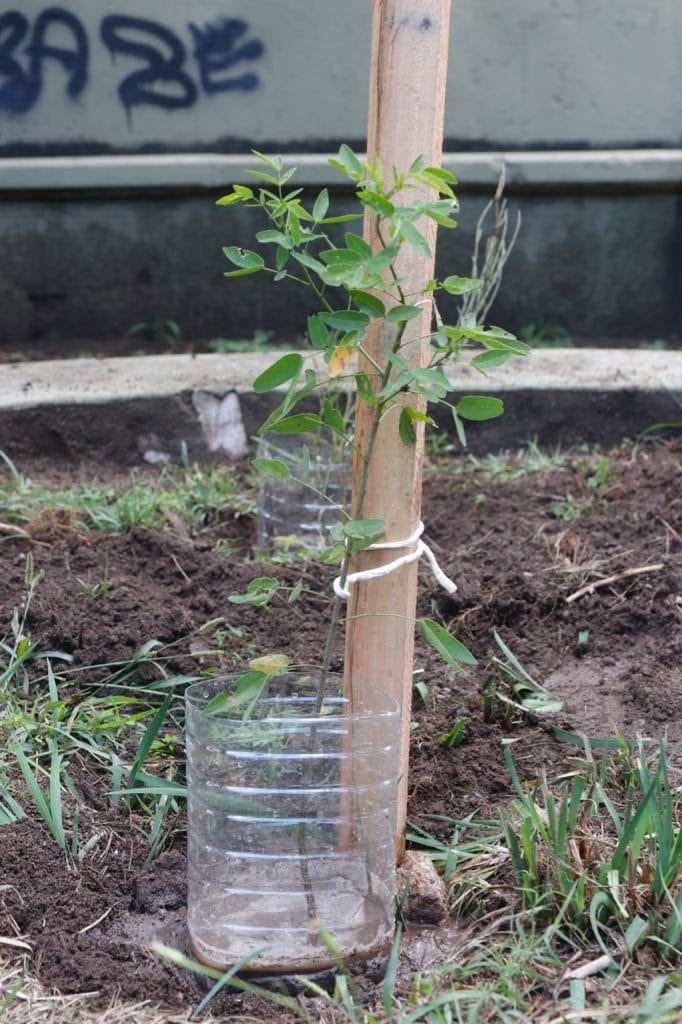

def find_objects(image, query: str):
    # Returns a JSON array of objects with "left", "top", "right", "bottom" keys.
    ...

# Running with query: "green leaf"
[
  {"left": 204, "top": 671, "right": 268, "bottom": 715},
  {"left": 322, "top": 399, "right": 344, "bottom": 433},
  {"left": 350, "top": 290, "right": 386, "bottom": 318},
  {"left": 441, "top": 275, "right": 483, "bottom": 295},
  {"left": 424, "top": 208, "right": 458, "bottom": 228},
  {"left": 340, "top": 144, "right": 364, "bottom": 177},
  {"left": 419, "top": 618, "right": 477, "bottom": 672},
  {"left": 319, "top": 214, "right": 362, "bottom": 225},
  {"left": 409, "top": 155, "right": 426, "bottom": 176},
  {"left": 320, "top": 248, "right": 363, "bottom": 268},
  {"left": 216, "top": 187, "right": 253, "bottom": 206},
  {"left": 399, "top": 408, "right": 417, "bottom": 445},
  {"left": 228, "top": 577, "right": 280, "bottom": 606},
  {"left": 307, "top": 314, "right": 329, "bottom": 349},
  {"left": 403, "top": 366, "right": 451, "bottom": 402},
  {"left": 356, "top": 371, "right": 377, "bottom": 405},
  {"left": 319, "top": 310, "right": 370, "bottom": 332},
  {"left": 287, "top": 209, "right": 302, "bottom": 246},
  {"left": 252, "top": 354, "right": 303, "bottom": 393},
  {"left": 359, "top": 191, "right": 395, "bottom": 218},
  {"left": 345, "top": 232, "right": 372, "bottom": 259},
  {"left": 223, "top": 267, "right": 264, "bottom": 278},
  {"left": 312, "top": 188, "right": 329, "bottom": 222},
  {"left": 252, "top": 457, "right": 289, "bottom": 480},
  {"left": 317, "top": 542, "right": 346, "bottom": 565},
  {"left": 344, "top": 518, "right": 385, "bottom": 551},
  {"left": 460, "top": 325, "right": 530, "bottom": 356},
  {"left": 256, "top": 229, "right": 292, "bottom": 248},
  {"left": 330, "top": 144, "right": 364, "bottom": 180},
  {"left": 400, "top": 405, "right": 435, "bottom": 446},
  {"left": 456, "top": 396, "right": 504, "bottom": 421},
  {"left": 471, "top": 350, "right": 511, "bottom": 373},
  {"left": 387, "top": 304, "right": 422, "bottom": 323},
  {"left": 424, "top": 166, "right": 458, "bottom": 184},
  {"left": 223, "top": 246, "right": 265, "bottom": 270},
  {"left": 251, "top": 149, "right": 283, "bottom": 172},
  {"left": 367, "top": 243, "right": 399, "bottom": 271},
  {"left": 400, "top": 220, "right": 431, "bottom": 258},
  {"left": 271, "top": 414, "right": 321, "bottom": 433},
  {"left": 274, "top": 246, "right": 289, "bottom": 273},
  {"left": 244, "top": 169, "right": 282, "bottom": 186},
  {"left": 292, "top": 251, "right": 325, "bottom": 274}
]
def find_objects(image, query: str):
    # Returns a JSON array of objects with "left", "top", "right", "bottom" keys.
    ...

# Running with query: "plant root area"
[{"left": 0, "top": 439, "right": 680, "bottom": 1020}]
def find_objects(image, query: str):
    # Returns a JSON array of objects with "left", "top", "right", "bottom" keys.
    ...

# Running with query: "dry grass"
[
  {"left": 1, "top": 954, "right": 277, "bottom": 1024},
  {"left": 1, "top": 955, "right": 184, "bottom": 1024}
]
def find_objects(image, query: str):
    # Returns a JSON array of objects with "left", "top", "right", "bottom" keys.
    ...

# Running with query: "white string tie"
[{"left": 333, "top": 521, "right": 457, "bottom": 600}]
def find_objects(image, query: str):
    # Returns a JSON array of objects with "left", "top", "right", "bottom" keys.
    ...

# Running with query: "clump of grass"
[
  {"left": 0, "top": 561, "right": 230, "bottom": 868},
  {"left": 493, "top": 739, "right": 682, "bottom": 962},
  {"left": 0, "top": 450, "right": 254, "bottom": 539}
]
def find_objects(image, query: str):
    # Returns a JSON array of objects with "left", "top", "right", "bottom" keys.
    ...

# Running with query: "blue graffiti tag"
[
  {"left": 0, "top": 6, "right": 88, "bottom": 114},
  {"left": 100, "top": 16, "right": 197, "bottom": 111},
  {"left": 0, "top": 9, "right": 263, "bottom": 115},
  {"left": 189, "top": 17, "right": 263, "bottom": 94}
]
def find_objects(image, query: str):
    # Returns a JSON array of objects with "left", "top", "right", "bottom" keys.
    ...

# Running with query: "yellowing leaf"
[
  {"left": 248, "top": 654, "right": 290, "bottom": 677},
  {"left": 329, "top": 344, "right": 352, "bottom": 377}
]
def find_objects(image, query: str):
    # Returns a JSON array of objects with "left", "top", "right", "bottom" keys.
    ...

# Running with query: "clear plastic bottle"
[
  {"left": 256, "top": 432, "right": 351, "bottom": 553},
  {"left": 185, "top": 674, "right": 399, "bottom": 975}
]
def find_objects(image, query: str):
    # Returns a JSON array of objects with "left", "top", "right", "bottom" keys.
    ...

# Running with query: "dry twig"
[{"left": 566, "top": 563, "right": 664, "bottom": 604}]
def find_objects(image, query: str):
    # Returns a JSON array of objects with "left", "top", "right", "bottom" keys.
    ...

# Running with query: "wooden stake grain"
[{"left": 344, "top": 0, "right": 451, "bottom": 861}]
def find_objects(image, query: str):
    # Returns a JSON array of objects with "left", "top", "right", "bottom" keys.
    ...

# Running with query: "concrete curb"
[
  {"left": 0, "top": 349, "right": 680, "bottom": 464},
  {"left": 3, "top": 150, "right": 682, "bottom": 192}
]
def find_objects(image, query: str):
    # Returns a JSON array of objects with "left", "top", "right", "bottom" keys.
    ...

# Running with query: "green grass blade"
[
  {"left": 110, "top": 752, "right": 123, "bottom": 808},
  {"left": 0, "top": 784, "right": 24, "bottom": 823},
  {"left": 124, "top": 692, "right": 173, "bottom": 804},
  {"left": 611, "top": 771, "right": 660, "bottom": 874},
  {"left": 382, "top": 925, "right": 402, "bottom": 1021},
  {"left": 191, "top": 949, "right": 267, "bottom": 1020},
  {"left": 14, "top": 748, "right": 58, "bottom": 844},
  {"left": 49, "top": 740, "right": 65, "bottom": 849},
  {"left": 152, "top": 943, "right": 313, "bottom": 1021}
]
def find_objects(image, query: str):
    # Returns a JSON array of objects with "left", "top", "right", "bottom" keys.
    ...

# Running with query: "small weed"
[
  {"left": 639, "top": 338, "right": 669, "bottom": 351},
  {"left": 467, "top": 438, "right": 568, "bottom": 482},
  {"left": 207, "top": 328, "right": 274, "bottom": 353},
  {"left": 553, "top": 495, "right": 593, "bottom": 522},
  {"left": 412, "top": 668, "right": 429, "bottom": 707},
  {"left": 519, "top": 312, "right": 573, "bottom": 348},
  {"left": 587, "top": 454, "right": 611, "bottom": 491},
  {"left": 481, "top": 630, "right": 562, "bottom": 727},
  {"left": 128, "top": 315, "right": 182, "bottom": 351},
  {"left": 76, "top": 554, "right": 112, "bottom": 599},
  {"left": 440, "top": 717, "right": 468, "bottom": 748}
]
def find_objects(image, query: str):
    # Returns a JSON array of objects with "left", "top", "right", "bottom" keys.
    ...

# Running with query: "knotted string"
[{"left": 333, "top": 521, "right": 457, "bottom": 600}]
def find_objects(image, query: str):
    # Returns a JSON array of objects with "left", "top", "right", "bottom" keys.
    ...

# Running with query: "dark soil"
[{"left": 0, "top": 440, "right": 680, "bottom": 1014}]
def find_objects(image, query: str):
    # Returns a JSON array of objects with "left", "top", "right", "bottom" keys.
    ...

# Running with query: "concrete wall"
[
  {"left": 2, "top": 0, "right": 681, "bottom": 154},
  {"left": 2, "top": 184, "right": 679, "bottom": 349},
  {"left": 0, "top": 1, "right": 680, "bottom": 349}
]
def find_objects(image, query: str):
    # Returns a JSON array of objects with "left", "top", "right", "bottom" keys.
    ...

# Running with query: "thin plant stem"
[{"left": 298, "top": 317, "right": 409, "bottom": 919}]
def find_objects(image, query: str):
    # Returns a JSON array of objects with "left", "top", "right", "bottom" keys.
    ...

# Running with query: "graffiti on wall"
[{"left": 0, "top": 7, "right": 265, "bottom": 114}]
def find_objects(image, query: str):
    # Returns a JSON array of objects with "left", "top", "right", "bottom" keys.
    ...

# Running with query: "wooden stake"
[{"left": 344, "top": 0, "right": 451, "bottom": 861}]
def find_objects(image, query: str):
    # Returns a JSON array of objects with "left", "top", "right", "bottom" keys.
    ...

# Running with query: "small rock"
[{"left": 397, "top": 851, "right": 448, "bottom": 925}]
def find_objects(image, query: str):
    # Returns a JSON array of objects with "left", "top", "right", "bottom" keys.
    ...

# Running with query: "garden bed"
[{"left": 0, "top": 437, "right": 680, "bottom": 1022}]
